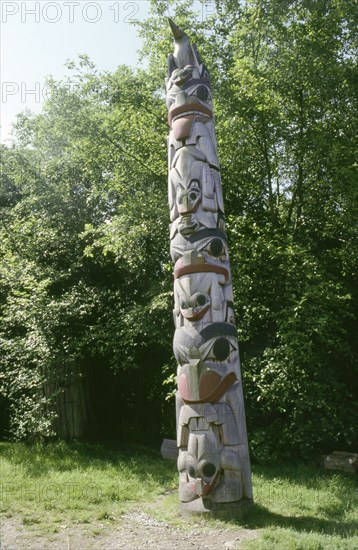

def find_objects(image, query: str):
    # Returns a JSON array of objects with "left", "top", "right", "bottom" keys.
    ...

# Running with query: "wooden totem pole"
[{"left": 166, "top": 20, "right": 253, "bottom": 513}]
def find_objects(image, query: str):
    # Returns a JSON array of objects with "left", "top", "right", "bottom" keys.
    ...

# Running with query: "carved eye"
[
  {"left": 209, "top": 238, "right": 225, "bottom": 257},
  {"left": 194, "top": 234, "right": 228, "bottom": 262},
  {"left": 201, "top": 462, "right": 216, "bottom": 478},
  {"left": 213, "top": 338, "right": 231, "bottom": 361},
  {"left": 189, "top": 85, "right": 210, "bottom": 101},
  {"left": 188, "top": 180, "right": 200, "bottom": 199},
  {"left": 186, "top": 464, "right": 196, "bottom": 478},
  {"left": 205, "top": 337, "right": 236, "bottom": 362},
  {"left": 196, "top": 294, "right": 208, "bottom": 307},
  {"left": 181, "top": 301, "right": 187, "bottom": 309},
  {"left": 195, "top": 85, "right": 209, "bottom": 101}
]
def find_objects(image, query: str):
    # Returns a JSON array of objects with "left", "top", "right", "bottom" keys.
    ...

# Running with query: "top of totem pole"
[
  {"left": 167, "top": 18, "right": 206, "bottom": 71},
  {"left": 166, "top": 19, "right": 210, "bottom": 107},
  {"left": 168, "top": 18, "right": 185, "bottom": 41},
  {"left": 168, "top": 19, "right": 199, "bottom": 70}
]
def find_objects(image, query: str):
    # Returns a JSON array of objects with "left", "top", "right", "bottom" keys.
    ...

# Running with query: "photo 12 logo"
[
  {"left": 1, "top": 1, "right": 141, "bottom": 24},
  {"left": 201, "top": 1, "right": 215, "bottom": 21},
  {"left": 0, "top": 481, "right": 105, "bottom": 503},
  {"left": 1, "top": 81, "right": 79, "bottom": 104}
]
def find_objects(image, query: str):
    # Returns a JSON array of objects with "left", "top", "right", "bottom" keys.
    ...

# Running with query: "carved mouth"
[
  {"left": 174, "top": 263, "right": 229, "bottom": 281},
  {"left": 168, "top": 102, "right": 212, "bottom": 126},
  {"left": 189, "top": 470, "right": 221, "bottom": 497},
  {"left": 172, "top": 110, "right": 211, "bottom": 123},
  {"left": 182, "top": 305, "right": 210, "bottom": 321}
]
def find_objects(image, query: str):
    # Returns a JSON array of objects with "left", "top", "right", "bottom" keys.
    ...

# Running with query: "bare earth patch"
[{"left": 0, "top": 511, "right": 258, "bottom": 550}]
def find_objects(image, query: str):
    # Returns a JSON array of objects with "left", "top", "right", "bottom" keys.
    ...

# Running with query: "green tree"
[
  {"left": 0, "top": 60, "right": 173, "bottom": 441},
  {"left": 138, "top": 0, "right": 358, "bottom": 458}
]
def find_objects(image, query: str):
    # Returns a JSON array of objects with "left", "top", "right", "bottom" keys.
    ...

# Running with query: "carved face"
[
  {"left": 169, "top": 147, "right": 224, "bottom": 238},
  {"left": 166, "top": 62, "right": 212, "bottom": 109},
  {"left": 177, "top": 180, "right": 201, "bottom": 214},
  {"left": 175, "top": 179, "right": 202, "bottom": 236},
  {"left": 169, "top": 147, "right": 205, "bottom": 220},
  {"left": 172, "top": 229, "right": 231, "bottom": 280},
  {"left": 174, "top": 323, "right": 238, "bottom": 403},
  {"left": 180, "top": 291, "right": 210, "bottom": 321},
  {"left": 179, "top": 432, "right": 221, "bottom": 498},
  {"left": 174, "top": 272, "right": 234, "bottom": 327},
  {"left": 166, "top": 55, "right": 213, "bottom": 144},
  {"left": 174, "top": 322, "right": 237, "bottom": 363}
]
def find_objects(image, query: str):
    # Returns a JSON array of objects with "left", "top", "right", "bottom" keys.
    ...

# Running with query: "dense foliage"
[{"left": 0, "top": 0, "right": 357, "bottom": 459}]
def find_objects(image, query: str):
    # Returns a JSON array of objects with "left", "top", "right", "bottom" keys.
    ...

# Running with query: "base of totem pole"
[{"left": 180, "top": 498, "right": 253, "bottom": 519}]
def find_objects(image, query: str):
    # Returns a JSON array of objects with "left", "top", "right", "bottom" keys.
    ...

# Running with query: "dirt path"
[{"left": 1, "top": 511, "right": 258, "bottom": 550}]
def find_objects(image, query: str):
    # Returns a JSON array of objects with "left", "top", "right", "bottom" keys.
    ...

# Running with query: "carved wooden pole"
[{"left": 166, "top": 20, "right": 253, "bottom": 513}]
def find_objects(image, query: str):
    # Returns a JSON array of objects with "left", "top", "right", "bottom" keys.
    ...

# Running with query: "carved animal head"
[
  {"left": 166, "top": 20, "right": 211, "bottom": 112},
  {"left": 178, "top": 431, "right": 221, "bottom": 499}
]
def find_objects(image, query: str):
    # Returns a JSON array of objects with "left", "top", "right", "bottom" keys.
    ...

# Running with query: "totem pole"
[{"left": 166, "top": 20, "right": 253, "bottom": 513}]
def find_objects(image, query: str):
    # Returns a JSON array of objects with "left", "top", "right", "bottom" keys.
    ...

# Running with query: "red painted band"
[
  {"left": 168, "top": 101, "right": 213, "bottom": 127},
  {"left": 202, "top": 470, "right": 221, "bottom": 496},
  {"left": 181, "top": 372, "right": 237, "bottom": 404},
  {"left": 174, "top": 263, "right": 229, "bottom": 281}
]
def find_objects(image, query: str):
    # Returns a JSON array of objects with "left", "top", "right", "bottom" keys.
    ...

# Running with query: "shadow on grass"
[
  {"left": 252, "top": 462, "right": 356, "bottom": 490},
  {"left": 236, "top": 503, "right": 358, "bottom": 538}
]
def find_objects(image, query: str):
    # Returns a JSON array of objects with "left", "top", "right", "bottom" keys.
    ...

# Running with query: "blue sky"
[
  {"left": 1, "top": 0, "right": 214, "bottom": 143},
  {"left": 0, "top": 0, "right": 152, "bottom": 143}
]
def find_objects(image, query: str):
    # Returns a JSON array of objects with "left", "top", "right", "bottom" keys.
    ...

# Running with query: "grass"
[
  {"left": 1, "top": 441, "right": 357, "bottom": 549},
  {"left": 0, "top": 441, "right": 177, "bottom": 532},
  {"left": 240, "top": 464, "right": 358, "bottom": 549}
]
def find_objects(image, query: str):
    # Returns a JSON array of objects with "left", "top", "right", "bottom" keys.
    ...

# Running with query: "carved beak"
[{"left": 168, "top": 18, "right": 185, "bottom": 40}]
